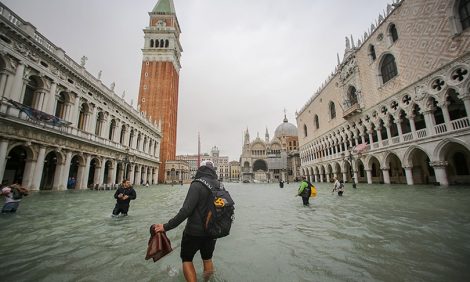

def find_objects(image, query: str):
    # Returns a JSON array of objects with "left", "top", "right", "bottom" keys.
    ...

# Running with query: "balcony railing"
[{"left": 342, "top": 103, "right": 362, "bottom": 118}]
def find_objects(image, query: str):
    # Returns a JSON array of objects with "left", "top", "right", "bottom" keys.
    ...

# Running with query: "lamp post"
[{"left": 346, "top": 147, "right": 357, "bottom": 188}]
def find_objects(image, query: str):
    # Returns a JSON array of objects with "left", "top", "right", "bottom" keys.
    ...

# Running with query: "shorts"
[{"left": 180, "top": 232, "right": 216, "bottom": 262}]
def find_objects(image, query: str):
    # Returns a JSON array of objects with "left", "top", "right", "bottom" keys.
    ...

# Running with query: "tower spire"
[{"left": 152, "top": 0, "right": 176, "bottom": 14}]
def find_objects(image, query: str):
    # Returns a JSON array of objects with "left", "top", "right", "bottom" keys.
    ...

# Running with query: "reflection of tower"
[{"left": 137, "top": 0, "right": 182, "bottom": 183}]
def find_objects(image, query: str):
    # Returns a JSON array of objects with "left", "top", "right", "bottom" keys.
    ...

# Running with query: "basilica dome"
[{"left": 274, "top": 116, "right": 298, "bottom": 138}]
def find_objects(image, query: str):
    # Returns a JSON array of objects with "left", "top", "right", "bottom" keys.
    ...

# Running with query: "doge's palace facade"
[
  {"left": 297, "top": 0, "right": 470, "bottom": 186},
  {"left": 0, "top": 3, "right": 162, "bottom": 190}
]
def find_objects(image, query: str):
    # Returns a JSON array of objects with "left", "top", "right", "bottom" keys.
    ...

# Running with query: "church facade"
[
  {"left": 240, "top": 115, "right": 301, "bottom": 183},
  {"left": 297, "top": 0, "right": 470, "bottom": 186},
  {"left": 137, "top": 0, "right": 182, "bottom": 183},
  {"left": 0, "top": 3, "right": 162, "bottom": 190}
]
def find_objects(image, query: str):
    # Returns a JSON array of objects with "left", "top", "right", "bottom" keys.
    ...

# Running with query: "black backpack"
[
  {"left": 12, "top": 188, "right": 23, "bottom": 200},
  {"left": 193, "top": 178, "right": 235, "bottom": 239}
]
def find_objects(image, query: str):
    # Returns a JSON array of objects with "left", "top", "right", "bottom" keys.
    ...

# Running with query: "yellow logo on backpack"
[{"left": 310, "top": 185, "right": 317, "bottom": 197}]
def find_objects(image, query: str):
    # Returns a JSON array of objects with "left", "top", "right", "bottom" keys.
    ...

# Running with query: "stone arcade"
[
  {"left": 297, "top": 0, "right": 470, "bottom": 186},
  {"left": 0, "top": 3, "right": 162, "bottom": 190}
]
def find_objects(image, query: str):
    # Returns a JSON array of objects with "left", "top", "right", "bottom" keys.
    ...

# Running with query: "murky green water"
[{"left": 1, "top": 183, "right": 469, "bottom": 282}]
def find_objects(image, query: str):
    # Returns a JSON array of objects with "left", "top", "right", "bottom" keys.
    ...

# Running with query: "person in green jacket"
[{"left": 297, "top": 176, "right": 311, "bottom": 206}]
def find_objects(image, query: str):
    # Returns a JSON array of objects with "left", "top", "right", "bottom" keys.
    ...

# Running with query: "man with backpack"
[
  {"left": 154, "top": 160, "right": 233, "bottom": 282},
  {"left": 297, "top": 176, "right": 311, "bottom": 206}
]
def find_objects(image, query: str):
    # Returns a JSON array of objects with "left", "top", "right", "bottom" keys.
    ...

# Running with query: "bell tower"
[{"left": 138, "top": 0, "right": 182, "bottom": 183}]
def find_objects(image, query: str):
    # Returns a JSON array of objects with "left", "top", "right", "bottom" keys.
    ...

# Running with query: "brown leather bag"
[{"left": 145, "top": 224, "right": 173, "bottom": 262}]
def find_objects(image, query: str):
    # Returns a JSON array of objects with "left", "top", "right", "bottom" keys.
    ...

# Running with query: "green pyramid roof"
[{"left": 152, "top": 0, "right": 175, "bottom": 14}]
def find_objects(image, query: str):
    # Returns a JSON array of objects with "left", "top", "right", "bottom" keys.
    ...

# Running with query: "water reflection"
[{"left": 1, "top": 183, "right": 469, "bottom": 281}]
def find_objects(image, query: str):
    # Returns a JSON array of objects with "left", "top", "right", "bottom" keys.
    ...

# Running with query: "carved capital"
[{"left": 430, "top": 161, "right": 448, "bottom": 167}]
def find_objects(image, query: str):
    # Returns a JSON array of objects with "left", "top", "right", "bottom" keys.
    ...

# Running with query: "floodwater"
[{"left": 1, "top": 182, "right": 469, "bottom": 282}]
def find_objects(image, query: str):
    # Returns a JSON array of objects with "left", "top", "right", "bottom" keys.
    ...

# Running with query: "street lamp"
[
  {"left": 346, "top": 146, "right": 357, "bottom": 188},
  {"left": 123, "top": 148, "right": 135, "bottom": 180}
]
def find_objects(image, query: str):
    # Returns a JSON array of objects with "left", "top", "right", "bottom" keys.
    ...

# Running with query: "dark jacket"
[
  {"left": 163, "top": 166, "right": 219, "bottom": 236},
  {"left": 114, "top": 186, "right": 137, "bottom": 206}
]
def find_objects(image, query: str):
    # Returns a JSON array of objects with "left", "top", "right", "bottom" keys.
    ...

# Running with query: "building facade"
[
  {"left": 164, "top": 160, "right": 190, "bottom": 184},
  {"left": 229, "top": 161, "right": 240, "bottom": 182},
  {"left": 176, "top": 146, "right": 231, "bottom": 180},
  {"left": 297, "top": 0, "right": 470, "bottom": 186},
  {"left": 240, "top": 115, "right": 301, "bottom": 183},
  {"left": 0, "top": 3, "right": 162, "bottom": 190},
  {"left": 137, "top": 0, "right": 182, "bottom": 183}
]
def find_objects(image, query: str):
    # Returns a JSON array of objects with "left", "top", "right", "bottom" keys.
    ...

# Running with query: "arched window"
[
  {"left": 347, "top": 86, "right": 358, "bottom": 106},
  {"left": 160, "top": 39, "right": 164, "bottom": 47},
  {"left": 314, "top": 115, "right": 319, "bottom": 129},
  {"left": 155, "top": 39, "right": 159, "bottom": 48},
  {"left": 380, "top": 54, "right": 398, "bottom": 84},
  {"left": 23, "top": 77, "right": 38, "bottom": 108},
  {"left": 165, "top": 39, "right": 169, "bottom": 48},
  {"left": 77, "top": 103, "right": 89, "bottom": 131},
  {"left": 303, "top": 124, "right": 308, "bottom": 137},
  {"left": 369, "top": 44, "right": 376, "bottom": 61},
  {"left": 109, "top": 119, "right": 116, "bottom": 141},
  {"left": 389, "top": 23, "right": 398, "bottom": 43},
  {"left": 120, "top": 125, "right": 126, "bottom": 145},
  {"left": 55, "top": 92, "right": 67, "bottom": 119},
  {"left": 150, "top": 39, "right": 154, "bottom": 48},
  {"left": 447, "top": 88, "right": 468, "bottom": 120},
  {"left": 329, "top": 101, "right": 336, "bottom": 119},
  {"left": 460, "top": 0, "right": 470, "bottom": 30},
  {"left": 95, "top": 112, "right": 104, "bottom": 136},
  {"left": 129, "top": 129, "right": 134, "bottom": 147}
]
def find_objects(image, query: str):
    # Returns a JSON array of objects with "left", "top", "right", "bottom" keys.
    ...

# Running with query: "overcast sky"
[{"left": 3, "top": 0, "right": 391, "bottom": 160}]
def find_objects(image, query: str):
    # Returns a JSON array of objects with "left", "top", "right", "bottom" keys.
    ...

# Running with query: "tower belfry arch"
[{"left": 137, "top": 0, "right": 182, "bottom": 183}]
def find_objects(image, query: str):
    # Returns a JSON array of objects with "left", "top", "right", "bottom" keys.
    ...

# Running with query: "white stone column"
[
  {"left": 431, "top": 161, "right": 449, "bottom": 186},
  {"left": 109, "top": 161, "right": 116, "bottom": 185},
  {"left": 353, "top": 171, "right": 358, "bottom": 184},
  {"left": 81, "top": 155, "right": 91, "bottom": 189},
  {"left": 93, "top": 162, "right": 101, "bottom": 187},
  {"left": 30, "top": 146, "right": 46, "bottom": 191},
  {"left": 326, "top": 174, "right": 330, "bottom": 183},
  {"left": 9, "top": 62, "right": 25, "bottom": 101},
  {"left": 440, "top": 102, "right": 451, "bottom": 130},
  {"left": 61, "top": 151, "right": 73, "bottom": 190},
  {"left": 385, "top": 125, "right": 392, "bottom": 141},
  {"left": 462, "top": 96, "right": 470, "bottom": 117},
  {"left": 71, "top": 96, "right": 81, "bottom": 127},
  {"left": 366, "top": 169, "right": 372, "bottom": 184},
  {"left": 0, "top": 139, "right": 9, "bottom": 183},
  {"left": 376, "top": 128, "right": 383, "bottom": 146},
  {"left": 142, "top": 166, "right": 148, "bottom": 184},
  {"left": 395, "top": 120, "right": 403, "bottom": 141},
  {"left": 22, "top": 159, "right": 35, "bottom": 189},
  {"left": 99, "top": 158, "right": 107, "bottom": 185},
  {"left": 382, "top": 168, "right": 391, "bottom": 184},
  {"left": 134, "top": 165, "right": 141, "bottom": 186},
  {"left": 129, "top": 164, "right": 135, "bottom": 184},
  {"left": 0, "top": 72, "right": 9, "bottom": 98},
  {"left": 320, "top": 174, "right": 324, "bottom": 182},
  {"left": 404, "top": 166, "right": 414, "bottom": 185},
  {"left": 422, "top": 111, "right": 434, "bottom": 136},
  {"left": 342, "top": 172, "right": 347, "bottom": 182}
]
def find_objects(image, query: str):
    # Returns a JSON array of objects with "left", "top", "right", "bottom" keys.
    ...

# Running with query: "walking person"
[
  {"left": 1, "top": 184, "right": 28, "bottom": 213},
  {"left": 153, "top": 160, "right": 220, "bottom": 282},
  {"left": 332, "top": 177, "right": 344, "bottom": 196},
  {"left": 112, "top": 179, "right": 136, "bottom": 217},
  {"left": 297, "top": 176, "right": 311, "bottom": 206}
]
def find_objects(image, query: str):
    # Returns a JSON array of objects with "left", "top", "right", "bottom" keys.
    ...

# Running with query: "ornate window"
[
  {"left": 347, "top": 86, "right": 358, "bottom": 106},
  {"left": 23, "top": 76, "right": 38, "bottom": 108},
  {"left": 165, "top": 39, "right": 169, "bottom": 48},
  {"left": 150, "top": 39, "right": 154, "bottom": 48},
  {"left": 155, "top": 40, "right": 159, "bottom": 48},
  {"left": 120, "top": 125, "right": 126, "bottom": 145},
  {"left": 460, "top": 0, "right": 470, "bottom": 30},
  {"left": 380, "top": 54, "right": 398, "bottom": 84},
  {"left": 314, "top": 115, "right": 319, "bottom": 129},
  {"left": 329, "top": 101, "right": 336, "bottom": 119},
  {"left": 55, "top": 92, "right": 67, "bottom": 119},
  {"left": 447, "top": 88, "right": 468, "bottom": 120},
  {"left": 389, "top": 23, "right": 398, "bottom": 43},
  {"left": 369, "top": 44, "right": 376, "bottom": 61},
  {"left": 303, "top": 124, "right": 308, "bottom": 137},
  {"left": 77, "top": 103, "right": 89, "bottom": 131},
  {"left": 109, "top": 119, "right": 116, "bottom": 141},
  {"left": 95, "top": 112, "right": 104, "bottom": 136}
]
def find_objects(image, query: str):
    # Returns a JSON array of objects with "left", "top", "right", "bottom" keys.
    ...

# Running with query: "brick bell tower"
[{"left": 138, "top": 0, "right": 182, "bottom": 183}]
